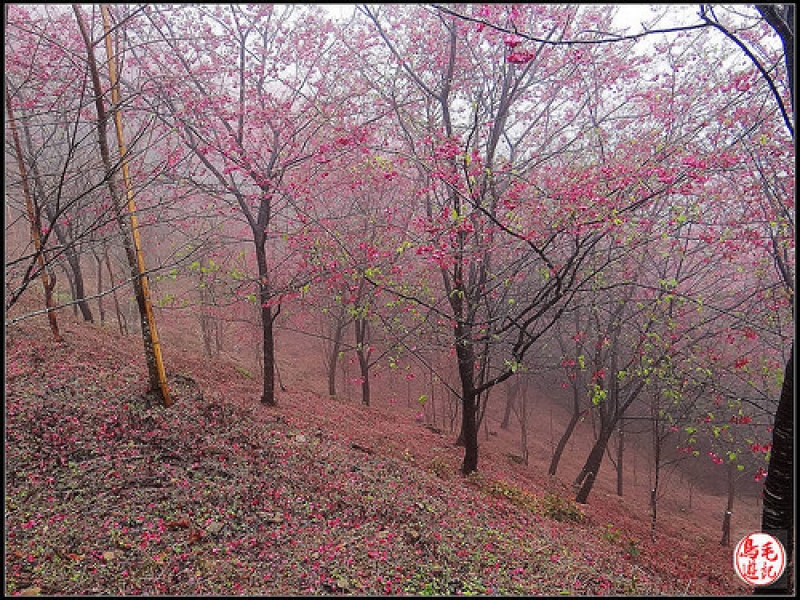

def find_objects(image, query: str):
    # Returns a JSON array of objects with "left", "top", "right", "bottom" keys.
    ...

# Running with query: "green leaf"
[{"left": 591, "top": 384, "right": 607, "bottom": 406}]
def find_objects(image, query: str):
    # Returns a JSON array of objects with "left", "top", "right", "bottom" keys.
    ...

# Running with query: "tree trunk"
[
  {"left": 720, "top": 462, "right": 735, "bottom": 547},
  {"left": 94, "top": 251, "right": 105, "bottom": 324},
  {"left": 500, "top": 383, "right": 515, "bottom": 430},
  {"left": 4, "top": 77, "right": 62, "bottom": 341},
  {"left": 574, "top": 425, "right": 614, "bottom": 504},
  {"left": 19, "top": 112, "right": 93, "bottom": 324},
  {"left": 455, "top": 330, "right": 479, "bottom": 474},
  {"left": 327, "top": 316, "right": 346, "bottom": 397},
  {"left": 617, "top": 421, "right": 625, "bottom": 497},
  {"left": 461, "top": 388, "right": 479, "bottom": 474},
  {"left": 260, "top": 301, "right": 277, "bottom": 406},
  {"left": 519, "top": 383, "right": 529, "bottom": 466},
  {"left": 61, "top": 262, "right": 79, "bottom": 317},
  {"left": 75, "top": 4, "right": 170, "bottom": 405},
  {"left": 254, "top": 237, "right": 277, "bottom": 406},
  {"left": 449, "top": 388, "right": 459, "bottom": 436},
  {"left": 755, "top": 344, "right": 793, "bottom": 594},
  {"left": 64, "top": 251, "right": 93, "bottom": 324},
  {"left": 755, "top": 9, "right": 795, "bottom": 595},
  {"left": 650, "top": 409, "right": 661, "bottom": 540},
  {"left": 549, "top": 409, "right": 581, "bottom": 477},
  {"left": 104, "top": 245, "right": 127, "bottom": 336},
  {"left": 750, "top": 9, "right": 793, "bottom": 589},
  {"left": 355, "top": 318, "right": 371, "bottom": 406},
  {"left": 200, "top": 309, "right": 214, "bottom": 358}
]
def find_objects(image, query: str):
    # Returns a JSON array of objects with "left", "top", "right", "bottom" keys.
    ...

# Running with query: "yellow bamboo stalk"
[
  {"left": 5, "top": 77, "right": 62, "bottom": 343},
  {"left": 101, "top": 4, "right": 172, "bottom": 407}
]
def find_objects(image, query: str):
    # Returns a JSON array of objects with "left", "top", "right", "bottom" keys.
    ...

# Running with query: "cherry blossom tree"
[
  {"left": 126, "top": 4, "right": 360, "bottom": 405},
  {"left": 354, "top": 4, "right": 701, "bottom": 475},
  {"left": 4, "top": 5, "right": 110, "bottom": 325},
  {"left": 428, "top": 9, "right": 792, "bottom": 577}
]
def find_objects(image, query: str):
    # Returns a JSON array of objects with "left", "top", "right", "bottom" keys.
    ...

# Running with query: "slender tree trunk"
[
  {"left": 5, "top": 77, "right": 62, "bottom": 341},
  {"left": 327, "top": 317, "right": 346, "bottom": 397},
  {"left": 65, "top": 251, "right": 93, "bottom": 322},
  {"left": 60, "top": 262, "right": 79, "bottom": 317},
  {"left": 617, "top": 420, "right": 625, "bottom": 497},
  {"left": 198, "top": 256, "right": 220, "bottom": 357},
  {"left": 430, "top": 368, "right": 437, "bottom": 428},
  {"left": 94, "top": 251, "right": 106, "bottom": 324},
  {"left": 519, "top": 383, "right": 529, "bottom": 466},
  {"left": 650, "top": 409, "right": 661, "bottom": 540},
  {"left": 354, "top": 318, "right": 371, "bottom": 406},
  {"left": 720, "top": 462, "right": 735, "bottom": 547},
  {"left": 500, "top": 381, "right": 515, "bottom": 430},
  {"left": 449, "top": 388, "right": 459, "bottom": 435},
  {"left": 19, "top": 111, "right": 93, "bottom": 323},
  {"left": 461, "top": 389, "right": 479, "bottom": 474},
  {"left": 455, "top": 330, "right": 479, "bottom": 474},
  {"left": 549, "top": 404, "right": 582, "bottom": 476},
  {"left": 75, "top": 4, "right": 171, "bottom": 405},
  {"left": 260, "top": 300, "right": 277, "bottom": 406},
  {"left": 254, "top": 236, "right": 277, "bottom": 406},
  {"left": 104, "top": 245, "right": 127, "bottom": 336},
  {"left": 574, "top": 424, "right": 615, "bottom": 504},
  {"left": 200, "top": 309, "right": 214, "bottom": 358}
]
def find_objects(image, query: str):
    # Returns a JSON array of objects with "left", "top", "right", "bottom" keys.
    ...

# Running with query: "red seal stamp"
[{"left": 733, "top": 532, "right": 786, "bottom": 586}]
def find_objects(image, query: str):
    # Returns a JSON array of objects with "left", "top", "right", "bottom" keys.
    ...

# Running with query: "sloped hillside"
[{"left": 5, "top": 307, "right": 753, "bottom": 596}]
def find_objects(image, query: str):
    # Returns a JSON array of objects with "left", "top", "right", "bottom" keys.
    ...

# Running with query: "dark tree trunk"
[
  {"left": 66, "top": 251, "right": 93, "bottom": 322},
  {"left": 756, "top": 5, "right": 794, "bottom": 123},
  {"left": 501, "top": 375, "right": 520, "bottom": 430},
  {"left": 327, "top": 317, "right": 346, "bottom": 397},
  {"left": 455, "top": 328, "right": 479, "bottom": 474},
  {"left": 94, "top": 251, "right": 105, "bottom": 324},
  {"left": 549, "top": 408, "right": 581, "bottom": 477},
  {"left": 104, "top": 246, "right": 127, "bottom": 336},
  {"left": 5, "top": 78, "right": 62, "bottom": 341},
  {"left": 355, "top": 318, "right": 371, "bottom": 406},
  {"left": 650, "top": 403, "right": 662, "bottom": 539},
  {"left": 15, "top": 88, "right": 94, "bottom": 324},
  {"left": 616, "top": 421, "right": 625, "bottom": 497},
  {"left": 500, "top": 388, "right": 514, "bottom": 430},
  {"left": 61, "top": 261, "right": 80, "bottom": 317},
  {"left": 755, "top": 344, "right": 793, "bottom": 594},
  {"left": 720, "top": 462, "right": 735, "bottom": 547},
  {"left": 28, "top": 144, "right": 93, "bottom": 323},
  {"left": 461, "top": 388, "right": 479, "bottom": 474},
  {"left": 260, "top": 301, "right": 276, "bottom": 406},
  {"left": 574, "top": 425, "right": 615, "bottom": 504},
  {"left": 254, "top": 237, "right": 277, "bottom": 406},
  {"left": 753, "top": 9, "right": 793, "bottom": 590}
]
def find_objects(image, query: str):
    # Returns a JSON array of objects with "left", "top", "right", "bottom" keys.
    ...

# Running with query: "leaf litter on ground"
[{"left": 5, "top": 314, "right": 752, "bottom": 596}]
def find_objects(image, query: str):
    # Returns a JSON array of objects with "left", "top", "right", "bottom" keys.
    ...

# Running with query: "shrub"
[
  {"left": 537, "top": 492, "right": 585, "bottom": 523},
  {"left": 429, "top": 456, "right": 450, "bottom": 479},
  {"left": 479, "top": 479, "right": 584, "bottom": 523}
]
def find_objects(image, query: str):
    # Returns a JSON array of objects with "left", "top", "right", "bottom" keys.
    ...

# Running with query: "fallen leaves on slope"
[{"left": 5, "top": 316, "right": 750, "bottom": 595}]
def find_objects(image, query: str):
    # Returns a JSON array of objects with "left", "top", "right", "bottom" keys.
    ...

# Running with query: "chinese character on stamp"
[{"left": 733, "top": 532, "right": 786, "bottom": 586}]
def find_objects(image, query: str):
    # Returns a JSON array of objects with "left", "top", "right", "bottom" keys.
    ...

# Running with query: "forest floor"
[{"left": 5, "top": 302, "right": 758, "bottom": 596}]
